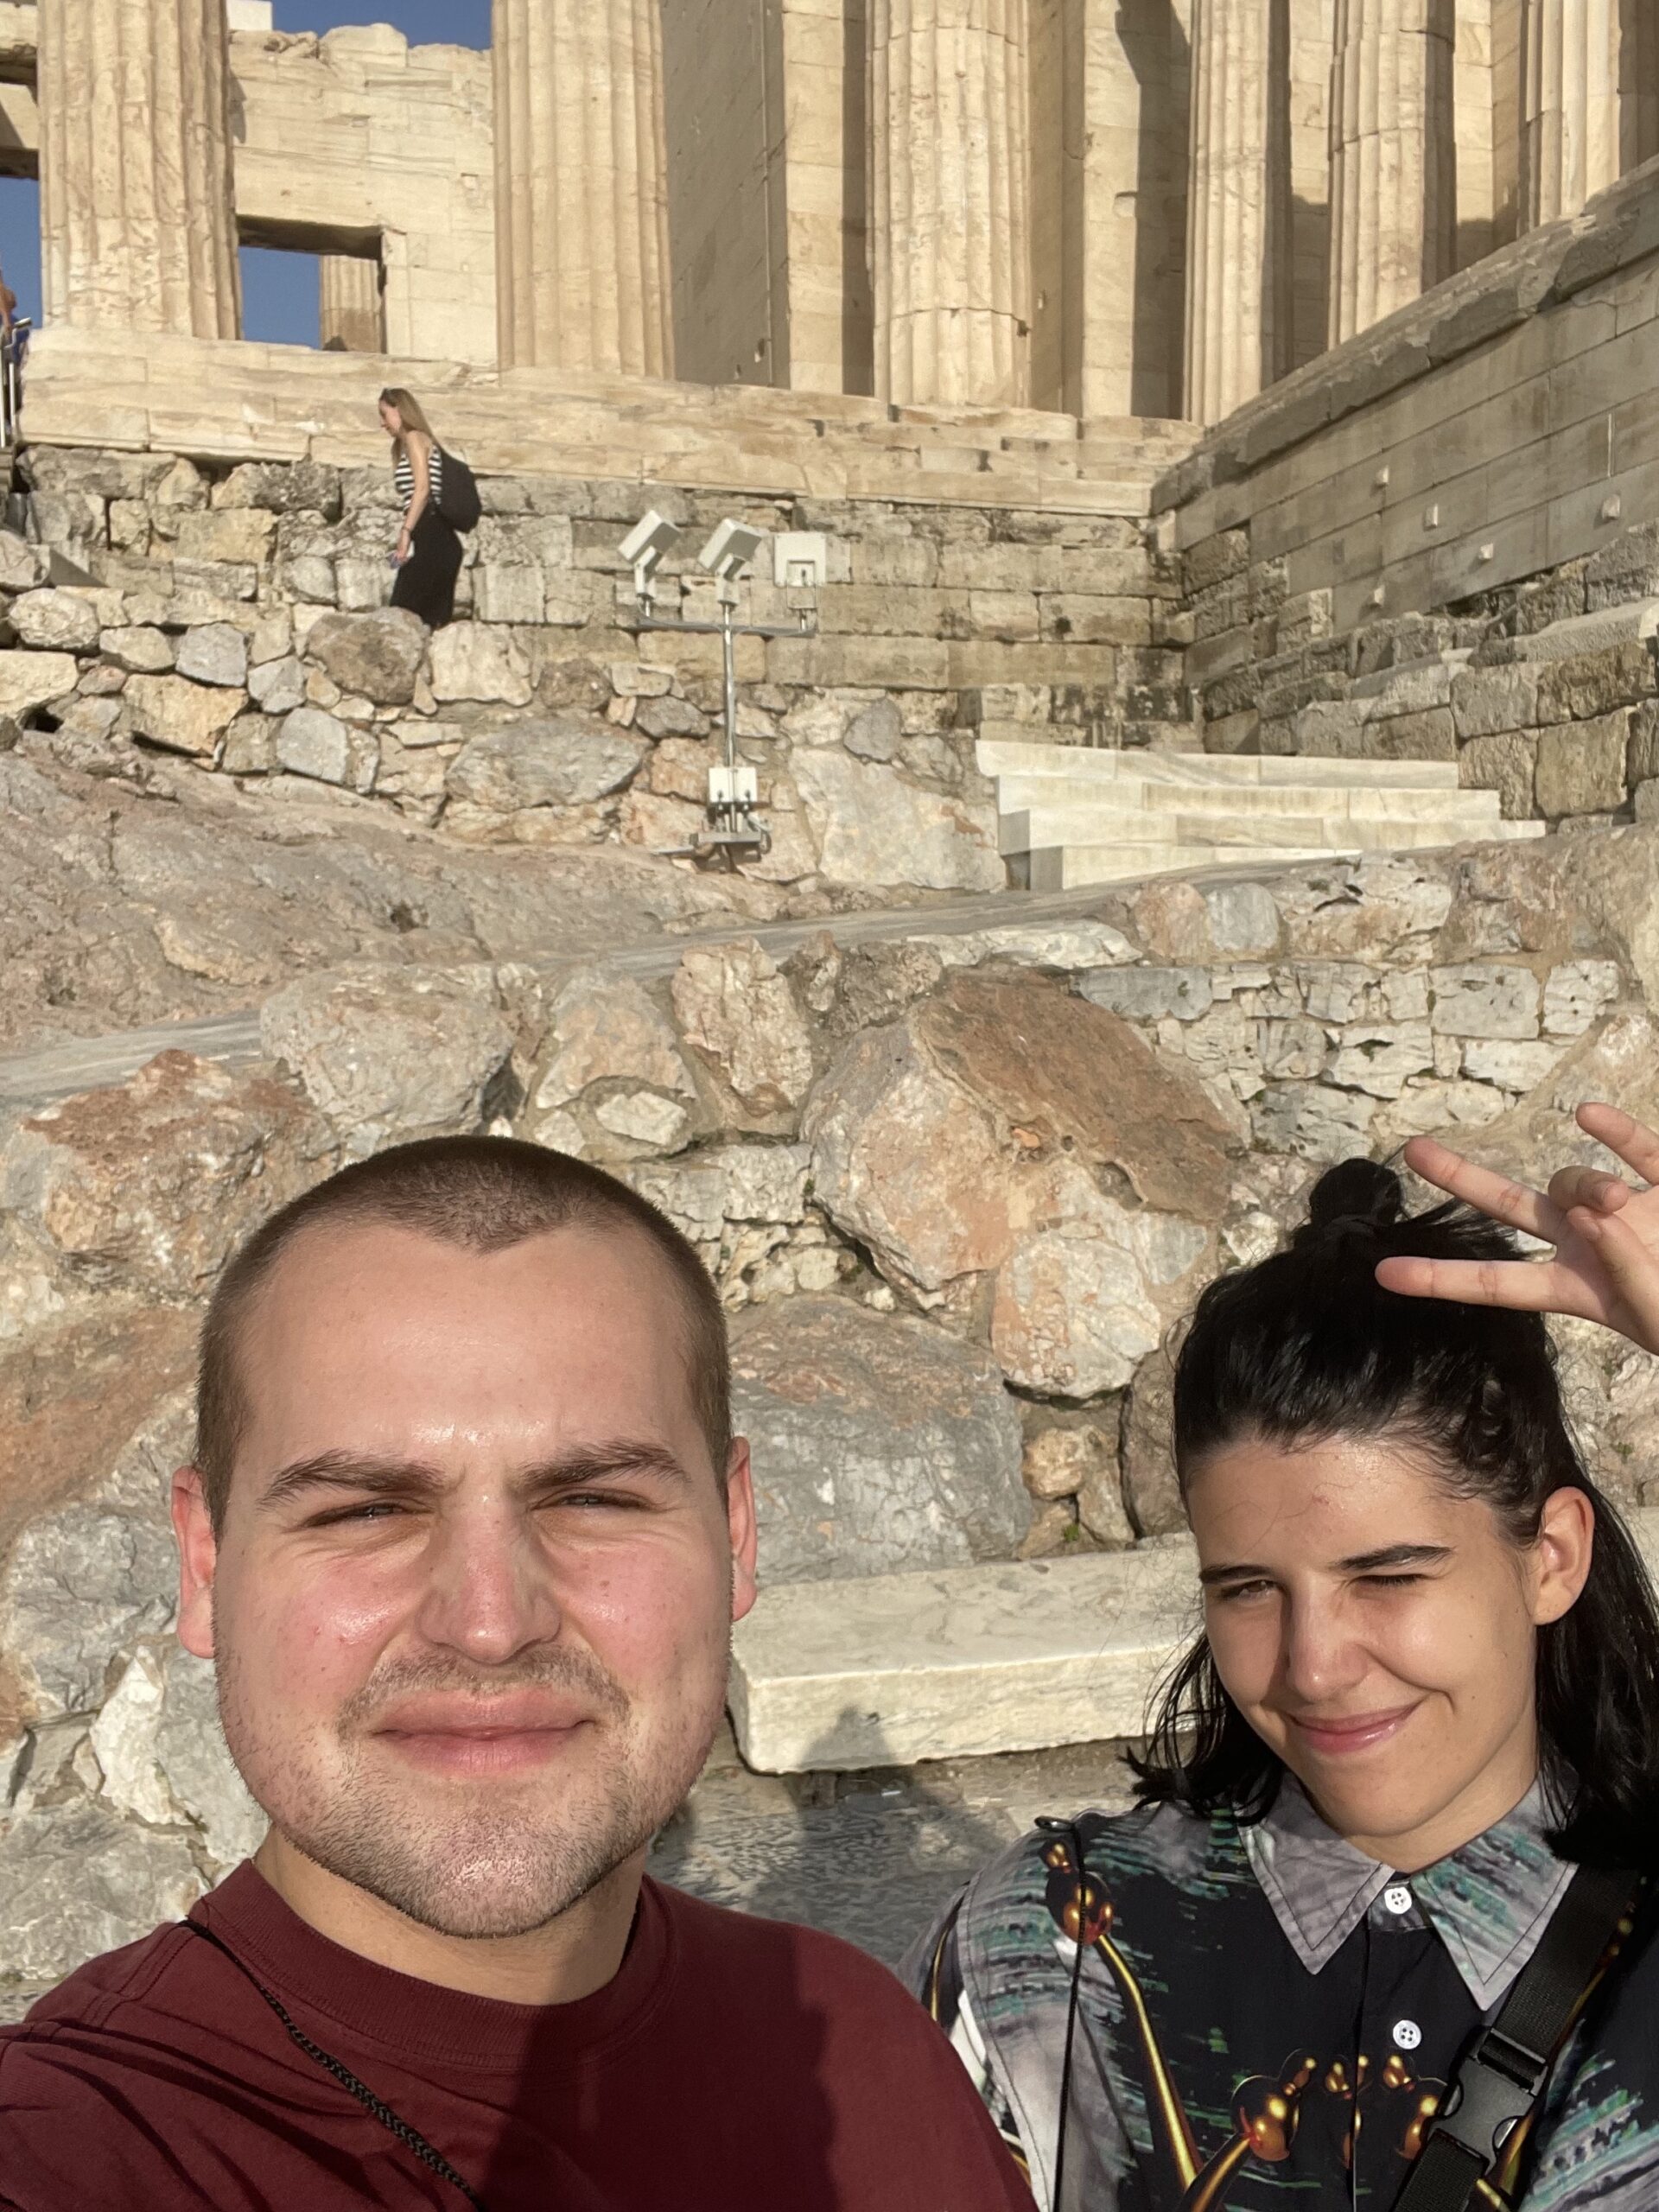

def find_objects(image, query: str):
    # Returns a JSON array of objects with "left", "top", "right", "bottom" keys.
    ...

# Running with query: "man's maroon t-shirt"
[{"left": 0, "top": 1865, "right": 1030, "bottom": 2211}]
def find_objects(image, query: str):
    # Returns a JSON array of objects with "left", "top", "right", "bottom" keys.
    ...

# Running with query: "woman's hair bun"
[{"left": 1296, "top": 1157, "right": 1404, "bottom": 1245}]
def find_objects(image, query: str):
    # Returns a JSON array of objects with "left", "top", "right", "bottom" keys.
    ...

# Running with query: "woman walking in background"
[{"left": 380, "top": 387, "right": 462, "bottom": 630}]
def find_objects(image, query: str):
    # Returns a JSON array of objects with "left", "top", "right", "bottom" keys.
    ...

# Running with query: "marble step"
[
  {"left": 976, "top": 737, "right": 1465, "bottom": 789},
  {"left": 728, "top": 1546, "right": 1200, "bottom": 1773},
  {"left": 1000, "top": 806, "right": 1535, "bottom": 859},
  {"left": 992, "top": 775, "right": 1508, "bottom": 820},
  {"left": 1018, "top": 825, "right": 1543, "bottom": 891},
  {"left": 731, "top": 1512, "right": 1659, "bottom": 1773}
]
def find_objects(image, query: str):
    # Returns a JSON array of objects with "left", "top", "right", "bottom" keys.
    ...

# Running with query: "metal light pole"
[{"left": 618, "top": 513, "right": 823, "bottom": 864}]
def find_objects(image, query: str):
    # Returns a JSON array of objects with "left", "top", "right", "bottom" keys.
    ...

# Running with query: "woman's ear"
[{"left": 1530, "top": 1487, "right": 1597, "bottom": 1626}]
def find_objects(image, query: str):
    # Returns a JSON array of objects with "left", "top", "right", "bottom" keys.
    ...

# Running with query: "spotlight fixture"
[{"left": 696, "top": 519, "right": 766, "bottom": 586}]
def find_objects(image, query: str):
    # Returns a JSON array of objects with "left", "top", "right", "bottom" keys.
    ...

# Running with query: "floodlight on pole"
[
  {"left": 618, "top": 510, "right": 683, "bottom": 610},
  {"left": 619, "top": 510, "right": 827, "bottom": 870}
]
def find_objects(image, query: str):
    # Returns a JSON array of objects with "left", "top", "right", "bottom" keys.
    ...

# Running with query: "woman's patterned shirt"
[{"left": 905, "top": 1784, "right": 1656, "bottom": 2212}]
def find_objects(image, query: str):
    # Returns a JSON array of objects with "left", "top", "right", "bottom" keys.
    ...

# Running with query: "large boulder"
[
  {"left": 671, "top": 939, "right": 815, "bottom": 1134},
  {"left": 259, "top": 965, "right": 518, "bottom": 1156},
  {"left": 805, "top": 970, "right": 1236, "bottom": 1396},
  {"left": 732, "top": 1297, "right": 1028, "bottom": 1581},
  {"left": 0, "top": 1312, "right": 194, "bottom": 1738},
  {"left": 791, "top": 748, "right": 1004, "bottom": 893},
  {"left": 2, "top": 1052, "right": 335, "bottom": 1295},
  {"left": 527, "top": 969, "right": 700, "bottom": 1158},
  {"left": 0, "top": 1801, "right": 202, "bottom": 1986},
  {"left": 446, "top": 716, "right": 648, "bottom": 813},
  {"left": 124, "top": 674, "right": 245, "bottom": 759},
  {"left": 302, "top": 608, "right": 428, "bottom": 707},
  {"left": 10, "top": 588, "right": 99, "bottom": 653},
  {"left": 427, "top": 622, "right": 531, "bottom": 708}
]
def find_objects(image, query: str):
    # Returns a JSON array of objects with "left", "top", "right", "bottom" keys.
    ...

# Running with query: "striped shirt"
[{"left": 393, "top": 442, "right": 443, "bottom": 508}]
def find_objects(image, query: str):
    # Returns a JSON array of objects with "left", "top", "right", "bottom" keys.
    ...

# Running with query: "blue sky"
[{"left": 0, "top": 2, "right": 491, "bottom": 345}]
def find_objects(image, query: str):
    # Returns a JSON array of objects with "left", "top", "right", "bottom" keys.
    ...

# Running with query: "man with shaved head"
[{"left": 0, "top": 1139, "right": 1030, "bottom": 2212}]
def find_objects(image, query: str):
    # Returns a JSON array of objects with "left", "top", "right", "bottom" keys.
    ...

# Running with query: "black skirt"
[{"left": 391, "top": 506, "right": 463, "bottom": 630}]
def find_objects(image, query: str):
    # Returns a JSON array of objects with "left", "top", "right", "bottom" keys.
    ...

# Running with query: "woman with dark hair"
[
  {"left": 908, "top": 1114, "right": 1659, "bottom": 2212},
  {"left": 379, "top": 386, "right": 462, "bottom": 630}
]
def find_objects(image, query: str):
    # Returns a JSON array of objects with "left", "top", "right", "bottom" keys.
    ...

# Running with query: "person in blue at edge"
[{"left": 911, "top": 1100, "right": 1659, "bottom": 2212}]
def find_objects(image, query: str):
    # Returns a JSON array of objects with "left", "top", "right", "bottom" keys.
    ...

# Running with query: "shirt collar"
[{"left": 1242, "top": 1777, "right": 1573, "bottom": 2009}]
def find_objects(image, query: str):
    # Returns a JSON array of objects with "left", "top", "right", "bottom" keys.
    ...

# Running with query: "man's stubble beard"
[{"left": 216, "top": 1640, "right": 728, "bottom": 1942}]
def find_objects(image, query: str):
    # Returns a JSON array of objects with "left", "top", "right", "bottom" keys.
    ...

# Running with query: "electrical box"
[
  {"left": 772, "top": 531, "right": 830, "bottom": 589},
  {"left": 709, "top": 764, "right": 759, "bottom": 807}
]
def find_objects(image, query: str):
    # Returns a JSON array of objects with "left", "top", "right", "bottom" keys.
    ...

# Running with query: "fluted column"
[
  {"left": 1185, "top": 0, "right": 1289, "bottom": 425},
  {"left": 871, "top": 0, "right": 1032, "bottom": 409},
  {"left": 1328, "top": 0, "right": 1457, "bottom": 346},
  {"left": 1522, "top": 0, "right": 1621, "bottom": 227},
  {"left": 38, "top": 0, "right": 241, "bottom": 337},
  {"left": 320, "top": 257, "right": 384, "bottom": 353},
  {"left": 492, "top": 0, "right": 673, "bottom": 378}
]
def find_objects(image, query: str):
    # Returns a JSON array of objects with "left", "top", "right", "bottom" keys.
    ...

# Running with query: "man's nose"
[{"left": 414, "top": 1507, "right": 563, "bottom": 1664}]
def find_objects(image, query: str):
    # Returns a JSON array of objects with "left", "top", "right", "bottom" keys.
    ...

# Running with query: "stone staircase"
[{"left": 978, "top": 734, "right": 1548, "bottom": 891}]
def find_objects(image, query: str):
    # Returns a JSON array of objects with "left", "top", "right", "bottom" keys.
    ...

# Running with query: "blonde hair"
[{"left": 379, "top": 386, "right": 435, "bottom": 448}]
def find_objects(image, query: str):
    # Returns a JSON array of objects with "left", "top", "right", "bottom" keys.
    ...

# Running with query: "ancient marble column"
[
  {"left": 492, "top": 0, "right": 674, "bottom": 378},
  {"left": 1184, "top": 0, "right": 1289, "bottom": 425},
  {"left": 1522, "top": 0, "right": 1621, "bottom": 227},
  {"left": 320, "top": 257, "right": 385, "bottom": 353},
  {"left": 870, "top": 0, "right": 1032, "bottom": 409},
  {"left": 1327, "top": 0, "right": 1457, "bottom": 346},
  {"left": 38, "top": 0, "right": 241, "bottom": 337}
]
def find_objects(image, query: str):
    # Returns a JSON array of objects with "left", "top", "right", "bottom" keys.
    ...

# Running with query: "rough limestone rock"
[
  {"left": 791, "top": 748, "right": 1004, "bottom": 892},
  {"left": 276, "top": 704, "right": 354, "bottom": 786},
  {"left": 124, "top": 674, "right": 245, "bottom": 759},
  {"left": 2, "top": 1503, "right": 178, "bottom": 1722},
  {"left": 671, "top": 940, "right": 816, "bottom": 1132},
  {"left": 427, "top": 623, "right": 532, "bottom": 709},
  {"left": 2, "top": 1053, "right": 335, "bottom": 1295},
  {"left": 528, "top": 971, "right": 697, "bottom": 1160},
  {"left": 805, "top": 971, "right": 1232, "bottom": 1395},
  {"left": 1120, "top": 1343, "right": 1185, "bottom": 1537},
  {"left": 0, "top": 651, "right": 79, "bottom": 720},
  {"left": 732, "top": 1297, "right": 1028, "bottom": 1582},
  {"left": 447, "top": 716, "right": 648, "bottom": 812},
  {"left": 88, "top": 1643, "right": 265, "bottom": 1871},
  {"left": 10, "top": 588, "right": 99, "bottom": 653},
  {"left": 0, "top": 530, "right": 48, "bottom": 592},
  {"left": 100, "top": 626, "right": 173, "bottom": 675},
  {"left": 0, "top": 1313, "right": 194, "bottom": 1726},
  {"left": 0, "top": 1800, "right": 202, "bottom": 1986},
  {"left": 247, "top": 655, "right": 304, "bottom": 715},
  {"left": 175, "top": 623, "right": 249, "bottom": 690},
  {"left": 303, "top": 608, "right": 428, "bottom": 707},
  {"left": 260, "top": 967, "right": 517, "bottom": 1155}
]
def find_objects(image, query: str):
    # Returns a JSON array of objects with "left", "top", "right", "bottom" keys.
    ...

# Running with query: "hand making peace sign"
[{"left": 1375, "top": 1102, "right": 1659, "bottom": 1357}]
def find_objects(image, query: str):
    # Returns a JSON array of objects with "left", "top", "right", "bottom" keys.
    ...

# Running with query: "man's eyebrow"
[
  {"left": 259, "top": 1442, "right": 695, "bottom": 1513},
  {"left": 260, "top": 1452, "right": 448, "bottom": 1511},
  {"left": 1198, "top": 1542, "right": 1452, "bottom": 1586},
  {"left": 518, "top": 1442, "right": 693, "bottom": 1491}
]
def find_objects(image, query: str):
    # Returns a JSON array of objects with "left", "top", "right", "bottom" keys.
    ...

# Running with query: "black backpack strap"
[{"left": 1392, "top": 1862, "right": 1637, "bottom": 2212}]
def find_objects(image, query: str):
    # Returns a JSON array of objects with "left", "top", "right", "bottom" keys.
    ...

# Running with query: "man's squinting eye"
[{"left": 1359, "top": 1573, "right": 1427, "bottom": 1590}]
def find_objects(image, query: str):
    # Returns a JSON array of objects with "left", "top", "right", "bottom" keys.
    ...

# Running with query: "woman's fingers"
[
  {"left": 1567, "top": 1206, "right": 1659, "bottom": 1356},
  {"left": 1575, "top": 1102, "right": 1659, "bottom": 1186},
  {"left": 1375, "top": 1253, "right": 1602, "bottom": 1320},
  {"left": 1400, "top": 1136, "right": 1565, "bottom": 1241},
  {"left": 1546, "top": 1165, "right": 1633, "bottom": 1216}
]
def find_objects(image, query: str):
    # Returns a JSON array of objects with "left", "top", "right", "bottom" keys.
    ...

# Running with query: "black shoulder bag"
[{"left": 1392, "top": 1862, "right": 1638, "bottom": 2212}]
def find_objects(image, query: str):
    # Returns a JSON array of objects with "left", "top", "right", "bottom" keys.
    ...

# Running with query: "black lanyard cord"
[
  {"left": 184, "top": 1919, "right": 491, "bottom": 2212},
  {"left": 1034, "top": 1815, "right": 1092, "bottom": 2212}
]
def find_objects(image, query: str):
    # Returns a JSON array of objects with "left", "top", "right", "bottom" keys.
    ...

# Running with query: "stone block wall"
[
  {"left": 2, "top": 443, "right": 1185, "bottom": 893},
  {"left": 1158, "top": 158, "right": 1659, "bottom": 640},
  {"left": 1177, "top": 512, "right": 1659, "bottom": 830},
  {"left": 5, "top": 812, "right": 1659, "bottom": 2011}
]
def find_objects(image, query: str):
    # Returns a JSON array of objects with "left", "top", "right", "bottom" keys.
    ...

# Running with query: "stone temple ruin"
[{"left": 6, "top": 0, "right": 1659, "bottom": 1992}]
